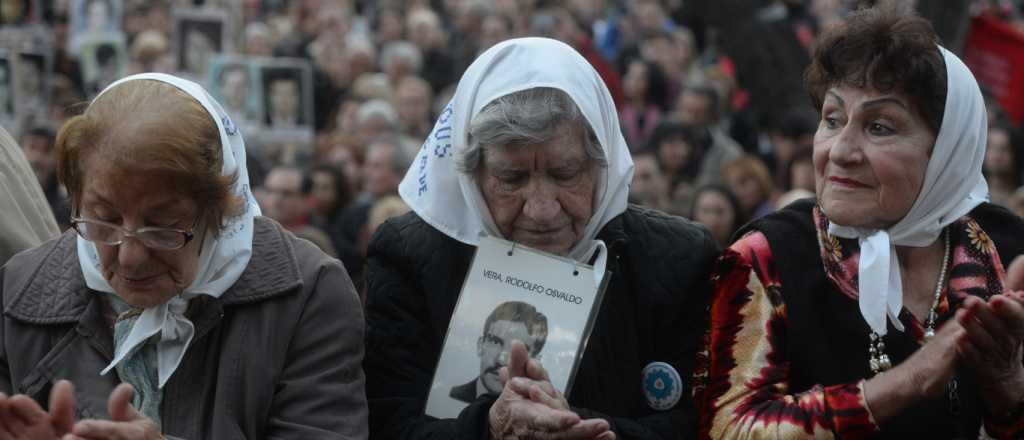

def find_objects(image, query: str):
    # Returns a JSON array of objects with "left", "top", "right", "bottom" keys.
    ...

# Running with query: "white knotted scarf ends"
[
  {"left": 398, "top": 37, "right": 633, "bottom": 275},
  {"left": 77, "top": 73, "right": 261, "bottom": 388},
  {"left": 827, "top": 46, "right": 989, "bottom": 337}
]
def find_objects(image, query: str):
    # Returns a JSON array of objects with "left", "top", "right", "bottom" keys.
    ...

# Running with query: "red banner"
[{"left": 964, "top": 14, "right": 1024, "bottom": 125}]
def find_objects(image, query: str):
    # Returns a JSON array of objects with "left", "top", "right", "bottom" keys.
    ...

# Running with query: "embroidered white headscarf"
[
  {"left": 828, "top": 47, "right": 989, "bottom": 337},
  {"left": 398, "top": 37, "right": 633, "bottom": 271},
  {"left": 76, "top": 73, "right": 261, "bottom": 387}
]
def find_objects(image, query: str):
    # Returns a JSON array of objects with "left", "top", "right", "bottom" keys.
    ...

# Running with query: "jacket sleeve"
[
  {"left": 363, "top": 220, "right": 492, "bottom": 440},
  {"left": 571, "top": 218, "right": 717, "bottom": 440},
  {"left": 697, "top": 232, "right": 879, "bottom": 440},
  {"left": 266, "top": 251, "right": 369, "bottom": 440}
]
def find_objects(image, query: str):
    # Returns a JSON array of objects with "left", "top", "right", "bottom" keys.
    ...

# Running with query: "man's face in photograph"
[
  {"left": 219, "top": 66, "right": 249, "bottom": 112},
  {"left": 476, "top": 319, "right": 537, "bottom": 395},
  {"left": 269, "top": 78, "right": 299, "bottom": 122}
]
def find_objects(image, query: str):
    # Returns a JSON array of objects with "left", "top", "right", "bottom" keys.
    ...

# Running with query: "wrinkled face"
[
  {"left": 363, "top": 143, "right": 402, "bottom": 198},
  {"left": 79, "top": 156, "right": 204, "bottom": 309},
  {"left": 657, "top": 137, "right": 693, "bottom": 175},
  {"left": 262, "top": 168, "right": 307, "bottom": 225},
  {"left": 814, "top": 86, "right": 935, "bottom": 229},
  {"left": 477, "top": 320, "right": 536, "bottom": 395},
  {"left": 478, "top": 123, "right": 597, "bottom": 256},
  {"left": 269, "top": 79, "right": 300, "bottom": 121},
  {"left": 693, "top": 190, "right": 735, "bottom": 247}
]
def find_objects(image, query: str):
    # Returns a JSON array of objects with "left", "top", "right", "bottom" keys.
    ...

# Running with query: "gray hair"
[
  {"left": 356, "top": 99, "right": 400, "bottom": 129},
  {"left": 380, "top": 41, "right": 423, "bottom": 74},
  {"left": 456, "top": 87, "right": 607, "bottom": 174}
]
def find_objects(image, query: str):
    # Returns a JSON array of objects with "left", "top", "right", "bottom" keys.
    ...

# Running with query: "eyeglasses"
[{"left": 70, "top": 215, "right": 201, "bottom": 251}]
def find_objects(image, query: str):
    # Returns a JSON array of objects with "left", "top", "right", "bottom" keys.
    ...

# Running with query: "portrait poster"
[
  {"left": 173, "top": 8, "right": 229, "bottom": 80},
  {"left": 11, "top": 49, "right": 49, "bottom": 120},
  {"left": 0, "top": 50, "right": 13, "bottom": 125},
  {"left": 425, "top": 236, "right": 609, "bottom": 419},
  {"left": 80, "top": 33, "right": 126, "bottom": 98},
  {"left": 252, "top": 57, "right": 314, "bottom": 144},
  {"left": 0, "top": 0, "right": 41, "bottom": 26},
  {"left": 69, "top": 0, "right": 123, "bottom": 53},
  {"left": 208, "top": 54, "right": 260, "bottom": 127}
]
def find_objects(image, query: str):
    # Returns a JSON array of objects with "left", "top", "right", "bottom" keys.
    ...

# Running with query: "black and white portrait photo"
[
  {"left": 81, "top": 35, "right": 126, "bottom": 97},
  {"left": 13, "top": 51, "right": 47, "bottom": 116},
  {"left": 209, "top": 56, "right": 258, "bottom": 124},
  {"left": 175, "top": 10, "right": 227, "bottom": 79},
  {"left": 259, "top": 61, "right": 311, "bottom": 130},
  {"left": 449, "top": 301, "right": 549, "bottom": 403},
  {"left": 69, "top": 0, "right": 122, "bottom": 52}
]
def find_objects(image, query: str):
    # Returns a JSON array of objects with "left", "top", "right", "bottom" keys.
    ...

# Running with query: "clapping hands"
[
  {"left": 488, "top": 341, "right": 615, "bottom": 440},
  {"left": 0, "top": 381, "right": 161, "bottom": 440}
]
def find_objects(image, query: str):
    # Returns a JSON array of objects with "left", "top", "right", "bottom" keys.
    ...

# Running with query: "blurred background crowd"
[{"left": 2, "top": 0, "right": 1023, "bottom": 296}]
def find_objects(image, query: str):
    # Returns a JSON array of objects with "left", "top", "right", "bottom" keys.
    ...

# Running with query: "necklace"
[{"left": 869, "top": 229, "right": 950, "bottom": 375}]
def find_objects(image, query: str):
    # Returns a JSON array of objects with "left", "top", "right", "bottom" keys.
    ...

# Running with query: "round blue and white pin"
[{"left": 642, "top": 362, "right": 683, "bottom": 411}]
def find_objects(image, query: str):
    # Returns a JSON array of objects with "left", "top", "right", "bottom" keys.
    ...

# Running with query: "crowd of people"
[{"left": 1, "top": 0, "right": 1024, "bottom": 439}]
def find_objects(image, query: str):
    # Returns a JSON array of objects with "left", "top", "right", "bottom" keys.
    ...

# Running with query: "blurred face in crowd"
[
  {"left": 87, "top": 0, "right": 110, "bottom": 31},
  {"left": 814, "top": 86, "right": 935, "bottom": 229},
  {"left": 726, "top": 172, "right": 764, "bottom": 214},
  {"left": 477, "top": 319, "right": 537, "bottom": 395},
  {"left": 985, "top": 126, "right": 1014, "bottom": 177},
  {"left": 219, "top": 66, "right": 249, "bottom": 113},
  {"left": 657, "top": 136, "right": 693, "bottom": 175},
  {"left": 693, "top": 189, "right": 736, "bottom": 247},
  {"left": 269, "top": 78, "right": 300, "bottom": 123},
  {"left": 396, "top": 80, "right": 431, "bottom": 132},
  {"left": 21, "top": 132, "right": 56, "bottom": 185},
  {"left": 677, "top": 91, "right": 714, "bottom": 127},
  {"left": 326, "top": 145, "right": 361, "bottom": 192},
  {"left": 311, "top": 169, "right": 339, "bottom": 216},
  {"left": 622, "top": 61, "right": 649, "bottom": 103},
  {"left": 363, "top": 142, "right": 402, "bottom": 198},
  {"left": 478, "top": 122, "right": 597, "bottom": 256},
  {"left": 479, "top": 15, "right": 510, "bottom": 50},
  {"left": 630, "top": 154, "right": 667, "bottom": 206},
  {"left": 79, "top": 155, "right": 204, "bottom": 309},
  {"left": 262, "top": 167, "right": 308, "bottom": 226},
  {"left": 789, "top": 157, "right": 816, "bottom": 192}
]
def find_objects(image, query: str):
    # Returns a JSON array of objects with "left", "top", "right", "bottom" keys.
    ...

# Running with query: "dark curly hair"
[{"left": 804, "top": 6, "right": 947, "bottom": 133}]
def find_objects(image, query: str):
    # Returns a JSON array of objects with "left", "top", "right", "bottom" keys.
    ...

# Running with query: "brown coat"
[{"left": 0, "top": 216, "right": 368, "bottom": 439}]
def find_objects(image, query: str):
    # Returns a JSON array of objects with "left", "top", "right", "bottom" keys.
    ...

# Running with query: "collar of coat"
[{"left": 3, "top": 216, "right": 303, "bottom": 324}]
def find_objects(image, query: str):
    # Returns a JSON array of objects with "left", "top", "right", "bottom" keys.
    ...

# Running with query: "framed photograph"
[
  {"left": 69, "top": 0, "right": 123, "bottom": 53},
  {"left": 11, "top": 50, "right": 49, "bottom": 119},
  {"left": 80, "top": 33, "right": 126, "bottom": 98},
  {"left": 0, "top": 51, "right": 14, "bottom": 121},
  {"left": 424, "top": 236, "right": 609, "bottom": 418},
  {"left": 0, "top": 0, "right": 41, "bottom": 26},
  {"left": 174, "top": 8, "right": 230, "bottom": 80},
  {"left": 208, "top": 55, "right": 260, "bottom": 127},
  {"left": 255, "top": 57, "right": 313, "bottom": 133}
]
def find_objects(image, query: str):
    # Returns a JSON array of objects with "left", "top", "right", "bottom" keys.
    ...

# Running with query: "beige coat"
[
  {"left": 0, "top": 216, "right": 368, "bottom": 439},
  {"left": 0, "top": 127, "right": 58, "bottom": 265}
]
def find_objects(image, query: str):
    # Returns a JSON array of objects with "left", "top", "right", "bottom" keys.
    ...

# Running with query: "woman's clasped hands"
[
  {"left": 488, "top": 341, "right": 615, "bottom": 440},
  {"left": 0, "top": 382, "right": 161, "bottom": 440}
]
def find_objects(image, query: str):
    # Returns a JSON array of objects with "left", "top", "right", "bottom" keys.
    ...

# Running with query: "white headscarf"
[
  {"left": 828, "top": 47, "right": 989, "bottom": 337},
  {"left": 398, "top": 37, "right": 633, "bottom": 268},
  {"left": 76, "top": 73, "right": 261, "bottom": 387}
]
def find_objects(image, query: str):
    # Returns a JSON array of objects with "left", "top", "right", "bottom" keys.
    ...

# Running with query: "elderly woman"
[
  {"left": 698, "top": 8, "right": 1024, "bottom": 439},
  {"left": 364, "top": 38, "right": 718, "bottom": 439},
  {"left": 0, "top": 74, "right": 367, "bottom": 439}
]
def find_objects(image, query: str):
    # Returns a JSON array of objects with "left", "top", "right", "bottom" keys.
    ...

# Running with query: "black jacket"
[{"left": 364, "top": 205, "right": 719, "bottom": 439}]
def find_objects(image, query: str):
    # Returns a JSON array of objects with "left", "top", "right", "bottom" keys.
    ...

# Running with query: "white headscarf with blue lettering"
[
  {"left": 76, "top": 73, "right": 261, "bottom": 387},
  {"left": 828, "top": 47, "right": 989, "bottom": 337},
  {"left": 398, "top": 37, "right": 633, "bottom": 270}
]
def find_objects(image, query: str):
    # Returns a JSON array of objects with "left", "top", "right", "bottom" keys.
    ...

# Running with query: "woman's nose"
[
  {"left": 522, "top": 181, "right": 562, "bottom": 222},
  {"left": 828, "top": 126, "right": 865, "bottom": 165},
  {"left": 117, "top": 236, "right": 151, "bottom": 269}
]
